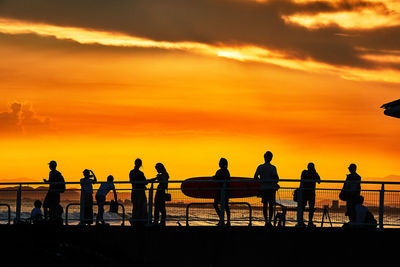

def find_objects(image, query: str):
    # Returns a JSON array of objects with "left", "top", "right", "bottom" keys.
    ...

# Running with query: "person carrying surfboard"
[
  {"left": 254, "top": 151, "right": 280, "bottom": 227},
  {"left": 213, "top": 158, "right": 231, "bottom": 226}
]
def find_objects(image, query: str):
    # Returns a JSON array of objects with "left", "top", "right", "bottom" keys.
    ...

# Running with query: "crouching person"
[
  {"left": 353, "top": 195, "right": 377, "bottom": 229},
  {"left": 95, "top": 175, "right": 118, "bottom": 226}
]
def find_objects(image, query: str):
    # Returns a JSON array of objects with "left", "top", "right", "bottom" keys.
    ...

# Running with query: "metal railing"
[{"left": 0, "top": 178, "right": 399, "bottom": 228}]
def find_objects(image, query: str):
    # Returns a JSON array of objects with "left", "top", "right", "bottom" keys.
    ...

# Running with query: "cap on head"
[
  {"left": 48, "top": 160, "right": 57, "bottom": 167},
  {"left": 264, "top": 151, "right": 273, "bottom": 162}
]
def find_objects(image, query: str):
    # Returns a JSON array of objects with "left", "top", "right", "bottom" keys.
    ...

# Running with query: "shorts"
[{"left": 260, "top": 190, "right": 276, "bottom": 204}]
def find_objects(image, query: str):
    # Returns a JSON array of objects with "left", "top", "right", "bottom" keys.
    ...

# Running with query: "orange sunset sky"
[{"left": 0, "top": 0, "right": 399, "bottom": 186}]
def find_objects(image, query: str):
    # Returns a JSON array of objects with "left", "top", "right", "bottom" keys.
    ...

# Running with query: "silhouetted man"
[
  {"left": 129, "top": 158, "right": 148, "bottom": 226},
  {"left": 254, "top": 151, "right": 279, "bottom": 227},
  {"left": 43, "top": 160, "right": 65, "bottom": 222},
  {"left": 213, "top": 158, "right": 231, "bottom": 226},
  {"left": 343, "top": 163, "right": 361, "bottom": 222},
  {"left": 297, "top": 162, "right": 320, "bottom": 227}
]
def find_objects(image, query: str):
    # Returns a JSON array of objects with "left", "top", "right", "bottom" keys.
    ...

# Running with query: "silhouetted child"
[
  {"left": 213, "top": 158, "right": 231, "bottom": 226},
  {"left": 95, "top": 175, "right": 117, "bottom": 226},
  {"left": 80, "top": 169, "right": 97, "bottom": 225},
  {"left": 30, "top": 200, "right": 43, "bottom": 223},
  {"left": 150, "top": 163, "right": 170, "bottom": 226}
]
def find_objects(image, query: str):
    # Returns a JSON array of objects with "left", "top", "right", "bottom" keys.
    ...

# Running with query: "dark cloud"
[
  {"left": 0, "top": 0, "right": 397, "bottom": 69},
  {"left": 0, "top": 103, "right": 52, "bottom": 136}
]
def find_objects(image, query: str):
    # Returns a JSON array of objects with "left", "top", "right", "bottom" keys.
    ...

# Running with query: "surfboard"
[{"left": 180, "top": 177, "right": 260, "bottom": 199}]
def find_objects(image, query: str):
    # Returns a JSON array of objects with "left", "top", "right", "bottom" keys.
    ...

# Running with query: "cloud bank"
[
  {"left": 0, "top": 0, "right": 399, "bottom": 78},
  {"left": 0, "top": 103, "right": 52, "bottom": 136}
]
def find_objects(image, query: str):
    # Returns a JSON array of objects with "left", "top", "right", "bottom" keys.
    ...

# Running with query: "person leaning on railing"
[
  {"left": 129, "top": 158, "right": 148, "bottom": 226},
  {"left": 149, "top": 163, "right": 169, "bottom": 226}
]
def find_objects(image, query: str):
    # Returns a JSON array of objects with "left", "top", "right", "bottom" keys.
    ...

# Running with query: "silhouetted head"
[
  {"left": 83, "top": 169, "right": 91, "bottom": 178},
  {"left": 155, "top": 163, "right": 167, "bottom": 174},
  {"left": 107, "top": 175, "right": 114, "bottom": 182},
  {"left": 307, "top": 162, "right": 315, "bottom": 172},
  {"left": 134, "top": 158, "right": 142, "bottom": 169},
  {"left": 48, "top": 160, "right": 57, "bottom": 170},
  {"left": 219, "top": 158, "right": 228, "bottom": 169},
  {"left": 356, "top": 195, "right": 364, "bottom": 205},
  {"left": 34, "top": 200, "right": 42, "bottom": 209},
  {"left": 264, "top": 151, "right": 273, "bottom": 163},
  {"left": 348, "top": 163, "right": 357, "bottom": 173}
]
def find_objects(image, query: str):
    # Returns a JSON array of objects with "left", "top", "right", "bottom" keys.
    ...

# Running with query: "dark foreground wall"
[{"left": 0, "top": 225, "right": 397, "bottom": 267}]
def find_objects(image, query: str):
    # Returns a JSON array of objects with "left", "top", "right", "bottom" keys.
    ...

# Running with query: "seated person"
[{"left": 30, "top": 200, "right": 43, "bottom": 223}]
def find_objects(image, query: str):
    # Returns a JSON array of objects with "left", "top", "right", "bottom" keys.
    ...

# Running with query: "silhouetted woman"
[
  {"left": 129, "top": 158, "right": 148, "bottom": 226},
  {"left": 343, "top": 163, "right": 361, "bottom": 222},
  {"left": 80, "top": 169, "right": 97, "bottom": 225},
  {"left": 151, "top": 163, "right": 170, "bottom": 226},
  {"left": 213, "top": 158, "right": 231, "bottom": 226}
]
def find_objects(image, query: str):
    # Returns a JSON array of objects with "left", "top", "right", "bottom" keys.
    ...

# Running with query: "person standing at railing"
[
  {"left": 296, "top": 162, "right": 320, "bottom": 227},
  {"left": 129, "top": 158, "right": 148, "bottom": 226},
  {"left": 43, "top": 160, "right": 65, "bottom": 222},
  {"left": 95, "top": 175, "right": 118, "bottom": 226},
  {"left": 80, "top": 169, "right": 97, "bottom": 225},
  {"left": 150, "top": 163, "right": 169, "bottom": 226},
  {"left": 254, "top": 151, "right": 279, "bottom": 227},
  {"left": 342, "top": 163, "right": 361, "bottom": 223},
  {"left": 213, "top": 157, "right": 231, "bottom": 226}
]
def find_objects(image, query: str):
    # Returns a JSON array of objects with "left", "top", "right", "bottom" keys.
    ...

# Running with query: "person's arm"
[
  {"left": 254, "top": 166, "right": 260, "bottom": 180},
  {"left": 90, "top": 170, "right": 97, "bottom": 183},
  {"left": 113, "top": 186, "right": 118, "bottom": 202},
  {"left": 316, "top": 172, "right": 321, "bottom": 184}
]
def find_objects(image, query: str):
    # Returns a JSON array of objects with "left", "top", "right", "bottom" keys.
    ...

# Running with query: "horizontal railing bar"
[{"left": 0, "top": 177, "right": 398, "bottom": 185}]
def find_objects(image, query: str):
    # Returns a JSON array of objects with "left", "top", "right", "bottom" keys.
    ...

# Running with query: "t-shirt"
[
  {"left": 300, "top": 170, "right": 320, "bottom": 189},
  {"left": 129, "top": 168, "right": 147, "bottom": 190},
  {"left": 96, "top": 181, "right": 115, "bottom": 197},
  {"left": 31, "top": 207, "right": 42, "bottom": 219},
  {"left": 48, "top": 170, "right": 64, "bottom": 192},
  {"left": 254, "top": 163, "right": 279, "bottom": 190},
  {"left": 80, "top": 178, "right": 95, "bottom": 194}
]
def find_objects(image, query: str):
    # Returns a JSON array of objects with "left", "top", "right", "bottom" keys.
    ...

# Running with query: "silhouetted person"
[
  {"left": 95, "top": 175, "right": 117, "bottom": 226},
  {"left": 343, "top": 163, "right": 361, "bottom": 223},
  {"left": 254, "top": 151, "right": 279, "bottom": 227},
  {"left": 150, "top": 163, "right": 169, "bottom": 226},
  {"left": 297, "top": 162, "right": 320, "bottom": 227},
  {"left": 353, "top": 195, "right": 377, "bottom": 229},
  {"left": 80, "top": 169, "right": 97, "bottom": 225},
  {"left": 43, "top": 160, "right": 65, "bottom": 222},
  {"left": 129, "top": 158, "right": 148, "bottom": 226},
  {"left": 213, "top": 158, "right": 231, "bottom": 226},
  {"left": 30, "top": 200, "right": 43, "bottom": 224}
]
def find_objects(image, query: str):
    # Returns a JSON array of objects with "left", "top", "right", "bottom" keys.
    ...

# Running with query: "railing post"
[
  {"left": 15, "top": 184, "right": 22, "bottom": 223},
  {"left": 379, "top": 183, "right": 385, "bottom": 230},
  {"left": 220, "top": 181, "right": 226, "bottom": 225},
  {"left": 296, "top": 183, "right": 303, "bottom": 226},
  {"left": 148, "top": 183, "right": 154, "bottom": 225}
]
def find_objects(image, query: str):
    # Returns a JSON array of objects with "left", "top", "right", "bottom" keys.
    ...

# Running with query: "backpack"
[{"left": 56, "top": 174, "right": 66, "bottom": 193}]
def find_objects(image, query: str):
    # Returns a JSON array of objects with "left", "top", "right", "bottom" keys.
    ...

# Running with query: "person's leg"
[
  {"left": 43, "top": 192, "right": 50, "bottom": 221},
  {"left": 154, "top": 191, "right": 160, "bottom": 224},
  {"left": 96, "top": 195, "right": 105, "bottom": 223},
  {"left": 225, "top": 197, "right": 230, "bottom": 225},
  {"left": 262, "top": 196, "right": 268, "bottom": 224},
  {"left": 160, "top": 192, "right": 166, "bottom": 226},
  {"left": 268, "top": 191, "right": 275, "bottom": 224},
  {"left": 308, "top": 193, "right": 316, "bottom": 223}
]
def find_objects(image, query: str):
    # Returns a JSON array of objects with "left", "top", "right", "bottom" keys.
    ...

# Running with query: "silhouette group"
[{"left": 31, "top": 151, "right": 376, "bottom": 228}]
